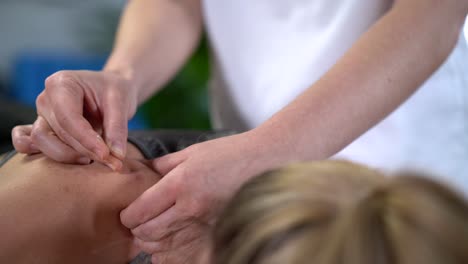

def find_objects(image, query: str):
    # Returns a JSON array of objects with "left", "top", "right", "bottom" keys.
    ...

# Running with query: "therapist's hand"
[
  {"left": 120, "top": 131, "right": 272, "bottom": 262},
  {"left": 13, "top": 70, "right": 138, "bottom": 168}
]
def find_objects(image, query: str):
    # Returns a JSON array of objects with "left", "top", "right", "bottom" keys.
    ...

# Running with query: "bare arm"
[
  {"left": 105, "top": 0, "right": 203, "bottom": 103},
  {"left": 118, "top": 2, "right": 467, "bottom": 261},
  {"left": 13, "top": 0, "right": 204, "bottom": 164},
  {"left": 250, "top": 0, "right": 468, "bottom": 168}
]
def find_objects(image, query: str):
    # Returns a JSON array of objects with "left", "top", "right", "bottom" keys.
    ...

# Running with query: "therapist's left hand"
[{"left": 120, "top": 131, "right": 272, "bottom": 262}]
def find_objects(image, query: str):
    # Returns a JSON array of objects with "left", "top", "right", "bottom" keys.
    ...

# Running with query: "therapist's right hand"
[{"left": 12, "top": 70, "right": 138, "bottom": 169}]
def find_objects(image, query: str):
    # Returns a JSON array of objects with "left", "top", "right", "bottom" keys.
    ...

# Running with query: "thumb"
[
  {"left": 120, "top": 173, "right": 178, "bottom": 229},
  {"left": 102, "top": 89, "right": 130, "bottom": 160},
  {"left": 152, "top": 151, "right": 187, "bottom": 175}
]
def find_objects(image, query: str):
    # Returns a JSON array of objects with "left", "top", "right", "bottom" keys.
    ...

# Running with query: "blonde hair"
[{"left": 212, "top": 161, "right": 468, "bottom": 264}]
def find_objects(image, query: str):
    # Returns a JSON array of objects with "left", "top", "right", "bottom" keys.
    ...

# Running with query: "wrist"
[
  {"left": 103, "top": 58, "right": 145, "bottom": 103},
  {"left": 239, "top": 128, "right": 298, "bottom": 179}
]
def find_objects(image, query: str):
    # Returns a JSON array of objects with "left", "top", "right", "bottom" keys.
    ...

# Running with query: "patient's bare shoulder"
[{"left": 0, "top": 143, "right": 160, "bottom": 263}]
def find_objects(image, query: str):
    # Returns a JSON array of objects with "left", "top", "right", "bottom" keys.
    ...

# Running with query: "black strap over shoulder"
[
  {"left": 127, "top": 129, "right": 236, "bottom": 159},
  {"left": 0, "top": 150, "right": 17, "bottom": 168}
]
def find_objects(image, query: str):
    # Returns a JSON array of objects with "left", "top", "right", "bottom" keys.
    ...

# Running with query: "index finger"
[
  {"left": 121, "top": 175, "right": 178, "bottom": 229},
  {"left": 11, "top": 125, "right": 39, "bottom": 154},
  {"left": 53, "top": 108, "right": 109, "bottom": 160},
  {"left": 47, "top": 90, "right": 110, "bottom": 161}
]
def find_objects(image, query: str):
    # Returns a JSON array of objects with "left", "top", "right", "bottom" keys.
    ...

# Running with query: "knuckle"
[
  {"left": 11, "top": 126, "right": 21, "bottom": 138},
  {"left": 134, "top": 225, "right": 153, "bottom": 241},
  {"left": 45, "top": 70, "right": 73, "bottom": 88},
  {"left": 35, "top": 92, "right": 47, "bottom": 109},
  {"left": 11, "top": 133, "right": 28, "bottom": 152}
]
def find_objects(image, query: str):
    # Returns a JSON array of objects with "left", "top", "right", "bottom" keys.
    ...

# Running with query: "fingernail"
[
  {"left": 105, "top": 159, "right": 122, "bottom": 172},
  {"left": 94, "top": 135, "right": 109, "bottom": 160},
  {"left": 78, "top": 157, "right": 91, "bottom": 165},
  {"left": 105, "top": 162, "right": 117, "bottom": 171},
  {"left": 110, "top": 142, "right": 125, "bottom": 159}
]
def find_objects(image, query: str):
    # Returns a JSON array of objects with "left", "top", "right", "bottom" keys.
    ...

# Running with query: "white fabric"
[
  {"left": 204, "top": 0, "right": 392, "bottom": 128},
  {"left": 203, "top": 1, "right": 468, "bottom": 195},
  {"left": 337, "top": 35, "right": 468, "bottom": 195}
]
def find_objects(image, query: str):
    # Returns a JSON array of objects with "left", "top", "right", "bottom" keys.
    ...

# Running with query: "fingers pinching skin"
[
  {"left": 40, "top": 71, "right": 110, "bottom": 161},
  {"left": 51, "top": 99, "right": 109, "bottom": 161},
  {"left": 30, "top": 117, "right": 90, "bottom": 164},
  {"left": 32, "top": 70, "right": 139, "bottom": 168},
  {"left": 46, "top": 111, "right": 121, "bottom": 170},
  {"left": 103, "top": 154, "right": 124, "bottom": 172},
  {"left": 44, "top": 111, "right": 106, "bottom": 162},
  {"left": 55, "top": 111, "right": 109, "bottom": 159},
  {"left": 11, "top": 125, "right": 39, "bottom": 154}
]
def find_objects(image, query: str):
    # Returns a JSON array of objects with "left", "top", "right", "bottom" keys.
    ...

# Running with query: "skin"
[
  {"left": 0, "top": 142, "right": 160, "bottom": 263},
  {"left": 11, "top": 0, "right": 468, "bottom": 262}
]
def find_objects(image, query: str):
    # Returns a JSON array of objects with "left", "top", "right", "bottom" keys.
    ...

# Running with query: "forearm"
[
  {"left": 104, "top": 0, "right": 203, "bottom": 104},
  {"left": 251, "top": 0, "right": 468, "bottom": 167}
]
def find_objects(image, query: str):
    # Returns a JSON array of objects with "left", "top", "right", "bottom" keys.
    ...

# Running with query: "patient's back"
[{"left": 0, "top": 147, "right": 159, "bottom": 264}]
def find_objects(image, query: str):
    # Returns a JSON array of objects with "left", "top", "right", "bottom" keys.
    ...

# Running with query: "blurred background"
[{"left": 0, "top": 1, "right": 467, "bottom": 152}]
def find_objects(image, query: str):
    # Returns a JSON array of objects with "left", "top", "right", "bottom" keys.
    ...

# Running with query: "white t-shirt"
[{"left": 203, "top": 0, "right": 468, "bottom": 194}]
